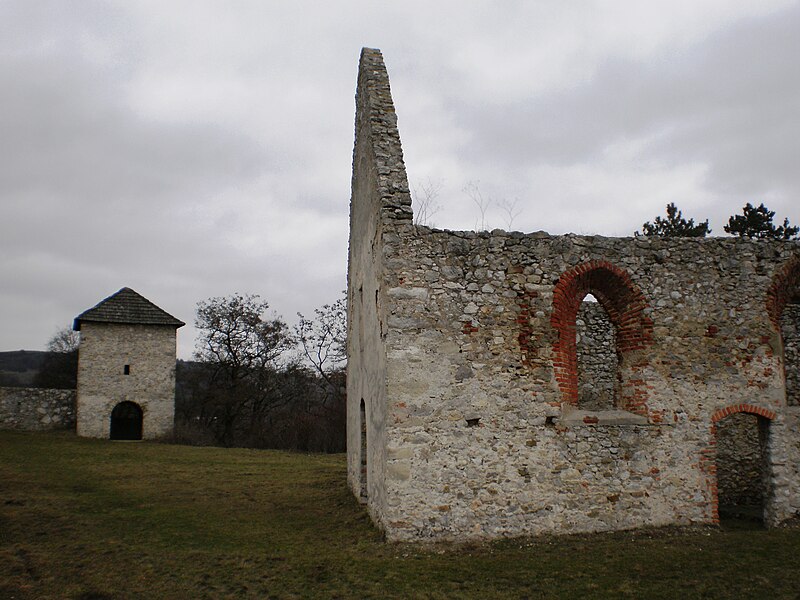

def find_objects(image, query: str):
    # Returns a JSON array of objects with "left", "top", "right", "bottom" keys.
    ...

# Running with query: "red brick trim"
[
  {"left": 766, "top": 255, "right": 800, "bottom": 330},
  {"left": 550, "top": 260, "right": 653, "bottom": 413},
  {"left": 710, "top": 403, "right": 776, "bottom": 422}
]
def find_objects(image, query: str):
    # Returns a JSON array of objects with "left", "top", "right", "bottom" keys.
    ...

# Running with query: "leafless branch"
[
  {"left": 497, "top": 197, "right": 523, "bottom": 230},
  {"left": 412, "top": 178, "right": 443, "bottom": 227},
  {"left": 463, "top": 180, "right": 492, "bottom": 232}
]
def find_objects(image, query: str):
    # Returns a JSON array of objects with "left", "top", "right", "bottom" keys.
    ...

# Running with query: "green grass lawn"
[{"left": 2, "top": 431, "right": 800, "bottom": 599}]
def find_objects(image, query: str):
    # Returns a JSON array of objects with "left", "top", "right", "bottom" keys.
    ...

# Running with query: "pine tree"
[
  {"left": 724, "top": 203, "right": 799, "bottom": 240},
  {"left": 636, "top": 203, "right": 711, "bottom": 237}
]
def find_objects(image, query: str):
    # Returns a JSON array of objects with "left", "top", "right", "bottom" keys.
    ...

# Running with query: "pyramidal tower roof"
[{"left": 73, "top": 287, "right": 185, "bottom": 331}]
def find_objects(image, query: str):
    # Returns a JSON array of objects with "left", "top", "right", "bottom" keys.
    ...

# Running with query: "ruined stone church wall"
[
  {"left": 346, "top": 48, "right": 414, "bottom": 528},
  {"left": 346, "top": 97, "right": 389, "bottom": 522},
  {"left": 378, "top": 222, "right": 798, "bottom": 540},
  {"left": 348, "top": 47, "right": 800, "bottom": 542}
]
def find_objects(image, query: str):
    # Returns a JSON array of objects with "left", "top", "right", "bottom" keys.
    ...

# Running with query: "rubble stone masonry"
[
  {"left": 76, "top": 322, "right": 176, "bottom": 439},
  {"left": 347, "top": 48, "right": 800, "bottom": 541},
  {"left": 0, "top": 387, "right": 75, "bottom": 430}
]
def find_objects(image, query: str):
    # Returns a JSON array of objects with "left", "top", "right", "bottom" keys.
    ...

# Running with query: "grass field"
[{"left": 2, "top": 431, "right": 800, "bottom": 599}]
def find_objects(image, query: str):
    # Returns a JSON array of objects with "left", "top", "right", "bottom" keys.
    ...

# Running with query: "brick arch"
[
  {"left": 711, "top": 403, "right": 776, "bottom": 423},
  {"left": 766, "top": 255, "right": 800, "bottom": 330},
  {"left": 551, "top": 260, "right": 653, "bottom": 412}
]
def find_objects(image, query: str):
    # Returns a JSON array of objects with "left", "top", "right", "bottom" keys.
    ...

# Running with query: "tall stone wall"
[
  {"left": 380, "top": 228, "right": 799, "bottom": 540},
  {"left": 346, "top": 48, "right": 414, "bottom": 528},
  {"left": 348, "top": 48, "right": 800, "bottom": 542},
  {"left": 0, "top": 387, "right": 76, "bottom": 430},
  {"left": 77, "top": 322, "right": 176, "bottom": 439}
]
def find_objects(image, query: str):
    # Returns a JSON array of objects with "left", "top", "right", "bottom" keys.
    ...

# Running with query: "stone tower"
[{"left": 73, "top": 287, "right": 184, "bottom": 440}]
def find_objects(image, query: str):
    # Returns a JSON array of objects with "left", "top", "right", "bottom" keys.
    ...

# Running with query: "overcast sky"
[{"left": 2, "top": 1, "right": 798, "bottom": 359}]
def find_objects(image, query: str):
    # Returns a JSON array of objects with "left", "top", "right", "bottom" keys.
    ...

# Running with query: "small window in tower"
[{"left": 123, "top": 364, "right": 130, "bottom": 375}]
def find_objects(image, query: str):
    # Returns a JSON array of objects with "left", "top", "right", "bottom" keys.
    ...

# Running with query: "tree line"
[
  {"left": 635, "top": 202, "right": 798, "bottom": 239},
  {"left": 174, "top": 293, "right": 346, "bottom": 451}
]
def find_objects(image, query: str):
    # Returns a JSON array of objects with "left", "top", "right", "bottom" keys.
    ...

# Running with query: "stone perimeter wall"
[
  {"left": 77, "top": 322, "right": 176, "bottom": 439},
  {"left": 348, "top": 48, "right": 800, "bottom": 542},
  {"left": 0, "top": 387, "right": 76, "bottom": 430}
]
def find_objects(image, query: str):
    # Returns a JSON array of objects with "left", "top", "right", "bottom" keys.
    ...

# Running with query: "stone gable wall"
[
  {"left": 76, "top": 322, "right": 176, "bottom": 439},
  {"left": 348, "top": 48, "right": 800, "bottom": 542},
  {"left": 0, "top": 387, "right": 76, "bottom": 430}
]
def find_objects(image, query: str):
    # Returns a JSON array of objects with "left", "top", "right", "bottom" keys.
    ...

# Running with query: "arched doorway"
[
  {"left": 110, "top": 401, "right": 143, "bottom": 440},
  {"left": 712, "top": 404, "right": 775, "bottom": 525}
]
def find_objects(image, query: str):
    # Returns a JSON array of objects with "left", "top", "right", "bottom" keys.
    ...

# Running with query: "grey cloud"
[
  {"left": 447, "top": 3, "right": 800, "bottom": 201},
  {"left": 2, "top": 2, "right": 798, "bottom": 355}
]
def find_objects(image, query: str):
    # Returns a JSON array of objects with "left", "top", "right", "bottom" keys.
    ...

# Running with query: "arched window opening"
[
  {"left": 551, "top": 261, "right": 652, "bottom": 415},
  {"left": 359, "top": 399, "right": 368, "bottom": 502},
  {"left": 715, "top": 411, "right": 771, "bottom": 524},
  {"left": 110, "top": 401, "right": 143, "bottom": 440},
  {"left": 576, "top": 295, "right": 619, "bottom": 410},
  {"left": 766, "top": 256, "right": 800, "bottom": 406},
  {"left": 780, "top": 297, "right": 800, "bottom": 406}
]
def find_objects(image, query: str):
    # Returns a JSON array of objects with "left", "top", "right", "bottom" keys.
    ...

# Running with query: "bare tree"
[
  {"left": 412, "top": 178, "right": 443, "bottom": 227},
  {"left": 463, "top": 181, "right": 492, "bottom": 232},
  {"left": 295, "top": 292, "right": 346, "bottom": 384},
  {"left": 174, "top": 293, "right": 347, "bottom": 451},
  {"left": 193, "top": 293, "right": 294, "bottom": 446},
  {"left": 497, "top": 197, "right": 523, "bottom": 230},
  {"left": 293, "top": 293, "right": 348, "bottom": 451},
  {"left": 194, "top": 294, "right": 292, "bottom": 372},
  {"left": 47, "top": 327, "right": 80, "bottom": 354}
]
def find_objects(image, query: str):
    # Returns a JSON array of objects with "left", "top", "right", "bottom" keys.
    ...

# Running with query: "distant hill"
[{"left": 0, "top": 350, "right": 49, "bottom": 387}]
